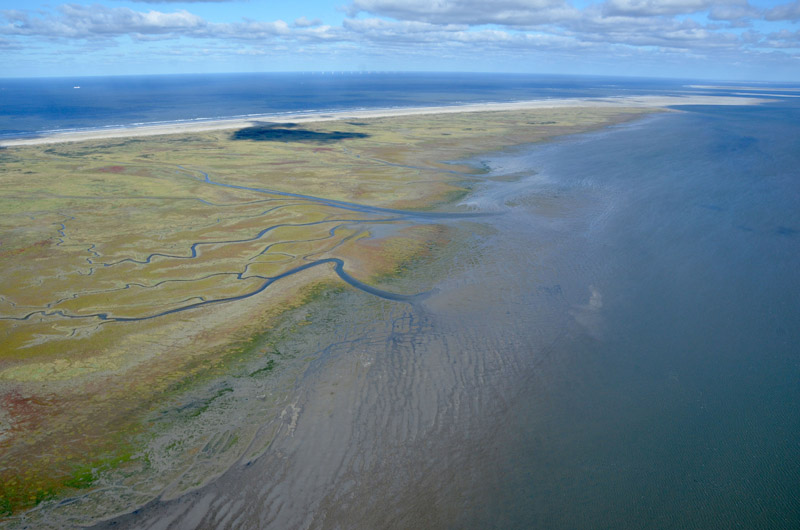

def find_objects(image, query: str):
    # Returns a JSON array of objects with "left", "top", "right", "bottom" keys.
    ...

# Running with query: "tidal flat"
[{"left": 0, "top": 106, "right": 652, "bottom": 523}]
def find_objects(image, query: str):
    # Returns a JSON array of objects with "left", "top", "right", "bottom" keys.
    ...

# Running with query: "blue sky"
[{"left": 1, "top": 0, "right": 799, "bottom": 80}]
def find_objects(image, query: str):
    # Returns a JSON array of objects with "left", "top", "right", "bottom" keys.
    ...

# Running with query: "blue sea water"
[
  {"left": 0, "top": 72, "right": 786, "bottom": 139},
  {"left": 449, "top": 100, "right": 800, "bottom": 529}
]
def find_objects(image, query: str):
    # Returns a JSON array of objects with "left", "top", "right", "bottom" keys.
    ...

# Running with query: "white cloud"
[
  {"left": 0, "top": 36, "right": 20, "bottom": 48},
  {"left": 0, "top": 1, "right": 770, "bottom": 53},
  {"left": 345, "top": 18, "right": 466, "bottom": 35},
  {"left": 765, "top": 1, "right": 800, "bottom": 21},
  {"left": 560, "top": 14, "right": 744, "bottom": 52},
  {"left": 217, "top": 19, "right": 291, "bottom": 39},
  {"left": 342, "top": 0, "right": 772, "bottom": 55},
  {"left": 347, "top": 0, "right": 765, "bottom": 26},
  {"left": 601, "top": 0, "right": 748, "bottom": 17},
  {"left": 347, "top": 0, "right": 579, "bottom": 26},
  {"left": 343, "top": 15, "right": 713, "bottom": 54},
  {"left": 294, "top": 16, "right": 323, "bottom": 28},
  {"left": 708, "top": 4, "right": 760, "bottom": 21},
  {"left": 1, "top": 4, "right": 207, "bottom": 38},
  {"left": 762, "top": 29, "right": 800, "bottom": 48},
  {"left": 1, "top": 1, "right": 797, "bottom": 78},
  {"left": 0, "top": 5, "right": 299, "bottom": 41}
]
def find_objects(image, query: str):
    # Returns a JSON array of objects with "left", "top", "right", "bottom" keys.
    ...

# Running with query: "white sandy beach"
[{"left": 0, "top": 94, "right": 769, "bottom": 147}]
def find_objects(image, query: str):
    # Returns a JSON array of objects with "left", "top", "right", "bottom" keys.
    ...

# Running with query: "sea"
[
  {"left": 0, "top": 72, "right": 793, "bottom": 139},
  {"left": 4, "top": 74, "right": 799, "bottom": 529}
]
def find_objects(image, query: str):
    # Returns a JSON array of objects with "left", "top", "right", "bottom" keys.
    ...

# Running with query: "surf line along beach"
[{"left": 0, "top": 94, "right": 764, "bottom": 148}]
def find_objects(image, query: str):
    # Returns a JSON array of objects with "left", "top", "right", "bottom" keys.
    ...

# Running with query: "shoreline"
[{"left": 0, "top": 95, "right": 769, "bottom": 147}]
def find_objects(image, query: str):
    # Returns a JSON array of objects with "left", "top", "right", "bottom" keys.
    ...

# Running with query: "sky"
[{"left": 0, "top": 0, "right": 799, "bottom": 81}]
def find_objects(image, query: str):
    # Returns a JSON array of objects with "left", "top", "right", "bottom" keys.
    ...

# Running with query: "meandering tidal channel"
[{"left": 2, "top": 164, "right": 492, "bottom": 325}]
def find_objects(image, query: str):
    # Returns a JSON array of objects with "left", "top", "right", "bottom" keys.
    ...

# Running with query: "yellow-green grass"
[{"left": 0, "top": 107, "right": 655, "bottom": 516}]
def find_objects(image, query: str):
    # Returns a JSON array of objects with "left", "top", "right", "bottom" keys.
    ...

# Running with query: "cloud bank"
[{"left": 1, "top": 0, "right": 799, "bottom": 79}]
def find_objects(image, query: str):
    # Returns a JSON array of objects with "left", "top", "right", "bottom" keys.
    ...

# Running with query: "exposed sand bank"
[{"left": 0, "top": 95, "right": 769, "bottom": 147}]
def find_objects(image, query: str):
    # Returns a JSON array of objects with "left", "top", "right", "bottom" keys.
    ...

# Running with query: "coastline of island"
[{"left": 0, "top": 95, "right": 769, "bottom": 148}]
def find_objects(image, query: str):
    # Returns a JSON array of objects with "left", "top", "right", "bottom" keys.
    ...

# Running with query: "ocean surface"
[
  {"left": 6, "top": 75, "right": 799, "bottom": 528},
  {"left": 0, "top": 72, "right": 787, "bottom": 139}
]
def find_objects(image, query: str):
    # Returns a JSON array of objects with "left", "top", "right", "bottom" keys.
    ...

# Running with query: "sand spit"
[{"left": 0, "top": 95, "right": 769, "bottom": 148}]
